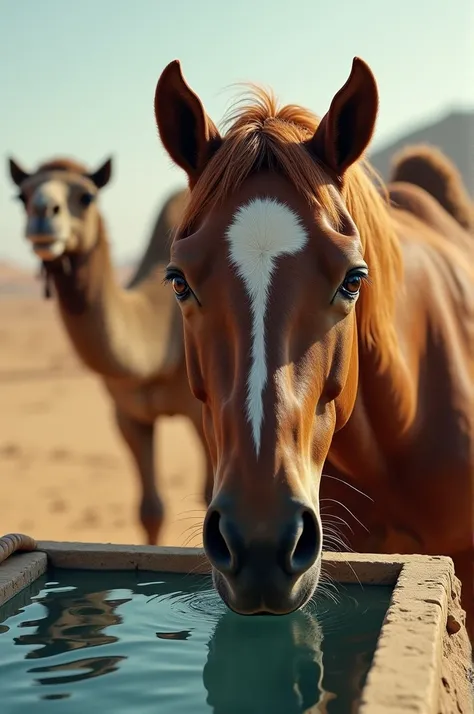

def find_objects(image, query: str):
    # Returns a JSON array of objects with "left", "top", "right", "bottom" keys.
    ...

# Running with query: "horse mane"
[
  {"left": 389, "top": 144, "right": 474, "bottom": 233},
  {"left": 180, "top": 86, "right": 402, "bottom": 370}
]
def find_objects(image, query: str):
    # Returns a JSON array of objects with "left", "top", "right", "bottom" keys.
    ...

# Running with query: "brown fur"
[
  {"left": 389, "top": 144, "right": 474, "bottom": 232},
  {"left": 37, "top": 157, "right": 90, "bottom": 174}
]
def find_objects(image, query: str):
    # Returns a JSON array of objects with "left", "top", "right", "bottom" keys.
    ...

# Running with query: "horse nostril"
[
  {"left": 203, "top": 509, "right": 235, "bottom": 574},
  {"left": 52, "top": 204, "right": 60, "bottom": 215},
  {"left": 285, "top": 509, "right": 320, "bottom": 576}
]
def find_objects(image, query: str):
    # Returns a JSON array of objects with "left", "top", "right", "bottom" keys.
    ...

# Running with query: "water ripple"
[{"left": 0, "top": 569, "right": 393, "bottom": 714}]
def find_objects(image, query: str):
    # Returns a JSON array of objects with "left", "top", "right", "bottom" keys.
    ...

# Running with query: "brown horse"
[
  {"left": 153, "top": 58, "right": 474, "bottom": 634},
  {"left": 389, "top": 143, "right": 474, "bottom": 233},
  {"left": 7, "top": 156, "right": 212, "bottom": 544}
]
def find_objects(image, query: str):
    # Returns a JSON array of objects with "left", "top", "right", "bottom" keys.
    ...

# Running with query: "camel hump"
[
  {"left": 389, "top": 144, "right": 474, "bottom": 232},
  {"left": 128, "top": 188, "right": 189, "bottom": 289}
]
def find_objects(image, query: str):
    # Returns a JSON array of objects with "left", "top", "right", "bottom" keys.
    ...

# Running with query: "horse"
[{"left": 153, "top": 57, "right": 474, "bottom": 636}]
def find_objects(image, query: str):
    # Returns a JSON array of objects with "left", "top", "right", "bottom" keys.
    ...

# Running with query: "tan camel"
[
  {"left": 388, "top": 143, "right": 474, "bottom": 233},
  {"left": 7, "top": 155, "right": 212, "bottom": 544}
]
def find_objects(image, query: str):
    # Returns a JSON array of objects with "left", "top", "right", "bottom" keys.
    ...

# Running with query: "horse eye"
[
  {"left": 342, "top": 275, "right": 362, "bottom": 294},
  {"left": 339, "top": 272, "right": 366, "bottom": 300},
  {"left": 172, "top": 276, "right": 191, "bottom": 300},
  {"left": 80, "top": 192, "right": 94, "bottom": 207}
]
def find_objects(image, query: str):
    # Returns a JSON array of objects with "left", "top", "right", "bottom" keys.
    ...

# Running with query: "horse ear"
[
  {"left": 88, "top": 157, "right": 113, "bottom": 189},
  {"left": 154, "top": 60, "right": 222, "bottom": 186},
  {"left": 306, "top": 58, "right": 379, "bottom": 182},
  {"left": 8, "top": 157, "right": 30, "bottom": 186}
]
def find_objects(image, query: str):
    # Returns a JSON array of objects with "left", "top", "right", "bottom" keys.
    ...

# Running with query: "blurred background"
[{"left": 0, "top": 0, "right": 473, "bottom": 546}]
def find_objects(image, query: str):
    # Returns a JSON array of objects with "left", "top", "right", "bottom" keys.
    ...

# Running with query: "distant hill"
[{"left": 369, "top": 109, "right": 474, "bottom": 196}]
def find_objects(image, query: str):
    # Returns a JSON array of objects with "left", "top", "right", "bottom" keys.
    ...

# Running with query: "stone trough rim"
[{"left": 0, "top": 538, "right": 470, "bottom": 713}]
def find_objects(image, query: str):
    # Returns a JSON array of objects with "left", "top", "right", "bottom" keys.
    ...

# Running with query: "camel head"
[{"left": 8, "top": 156, "right": 112, "bottom": 262}]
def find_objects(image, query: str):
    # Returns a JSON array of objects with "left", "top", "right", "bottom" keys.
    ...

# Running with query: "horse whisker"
[{"left": 322, "top": 473, "right": 374, "bottom": 501}]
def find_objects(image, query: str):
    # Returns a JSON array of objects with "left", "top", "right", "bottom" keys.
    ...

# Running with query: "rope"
[
  {"left": 0, "top": 533, "right": 37, "bottom": 565},
  {"left": 37, "top": 263, "right": 51, "bottom": 299}
]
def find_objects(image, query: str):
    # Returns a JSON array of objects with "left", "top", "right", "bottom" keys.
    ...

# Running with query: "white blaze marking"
[{"left": 226, "top": 198, "right": 308, "bottom": 456}]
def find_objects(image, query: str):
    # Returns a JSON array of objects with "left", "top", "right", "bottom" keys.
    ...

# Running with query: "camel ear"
[
  {"left": 88, "top": 157, "right": 113, "bottom": 189},
  {"left": 154, "top": 60, "right": 222, "bottom": 186},
  {"left": 306, "top": 57, "right": 379, "bottom": 182},
  {"left": 8, "top": 157, "right": 30, "bottom": 186}
]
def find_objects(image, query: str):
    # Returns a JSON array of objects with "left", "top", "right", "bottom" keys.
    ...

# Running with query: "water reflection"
[
  {"left": 156, "top": 630, "right": 192, "bottom": 640},
  {"left": 203, "top": 609, "right": 336, "bottom": 714},
  {"left": 0, "top": 569, "right": 390, "bottom": 711},
  {"left": 16, "top": 589, "right": 131, "bottom": 658},
  {"left": 9, "top": 570, "right": 208, "bottom": 687},
  {"left": 0, "top": 572, "right": 45, "bottom": 632},
  {"left": 29, "top": 655, "right": 126, "bottom": 685}
]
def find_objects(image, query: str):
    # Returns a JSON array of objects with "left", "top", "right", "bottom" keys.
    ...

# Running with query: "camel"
[
  {"left": 7, "top": 155, "right": 213, "bottom": 544},
  {"left": 388, "top": 143, "right": 474, "bottom": 233}
]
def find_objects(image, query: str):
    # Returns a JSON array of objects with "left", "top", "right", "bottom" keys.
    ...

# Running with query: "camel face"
[
  {"left": 8, "top": 156, "right": 112, "bottom": 263},
  {"left": 25, "top": 178, "right": 73, "bottom": 260},
  {"left": 17, "top": 173, "right": 100, "bottom": 261}
]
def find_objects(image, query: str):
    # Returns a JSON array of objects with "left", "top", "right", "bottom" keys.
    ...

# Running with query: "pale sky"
[{"left": 1, "top": 0, "right": 473, "bottom": 268}]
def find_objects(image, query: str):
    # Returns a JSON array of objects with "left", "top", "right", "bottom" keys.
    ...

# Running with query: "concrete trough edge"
[
  {"left": 358, "top": 558, "right": 453, "bottom": 714},
  {"left": 0, "top": 550, "right": 47, "bottom": 608}
]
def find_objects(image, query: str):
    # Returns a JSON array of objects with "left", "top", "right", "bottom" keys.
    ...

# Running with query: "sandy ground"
[{"left": 0, "top": 293, "right": 206, "bottom": 548}]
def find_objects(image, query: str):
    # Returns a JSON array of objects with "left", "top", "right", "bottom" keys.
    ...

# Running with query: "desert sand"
[{"left": 0, "top": 272, "right": 206, "bottom": 548}]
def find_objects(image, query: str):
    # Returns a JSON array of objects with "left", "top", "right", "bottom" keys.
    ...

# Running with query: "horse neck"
[{"left": 44, "top": 216, "right": 133, "bottom": 377}]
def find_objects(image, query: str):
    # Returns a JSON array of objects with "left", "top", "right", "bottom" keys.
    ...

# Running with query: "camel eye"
[{"left": 80, "top": 192, "right": 95, "bottom": 207}]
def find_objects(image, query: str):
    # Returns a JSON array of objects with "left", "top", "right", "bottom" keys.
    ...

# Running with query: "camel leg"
[{"left": 114, "top": 408, "right": 164, "bottom": 545}]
